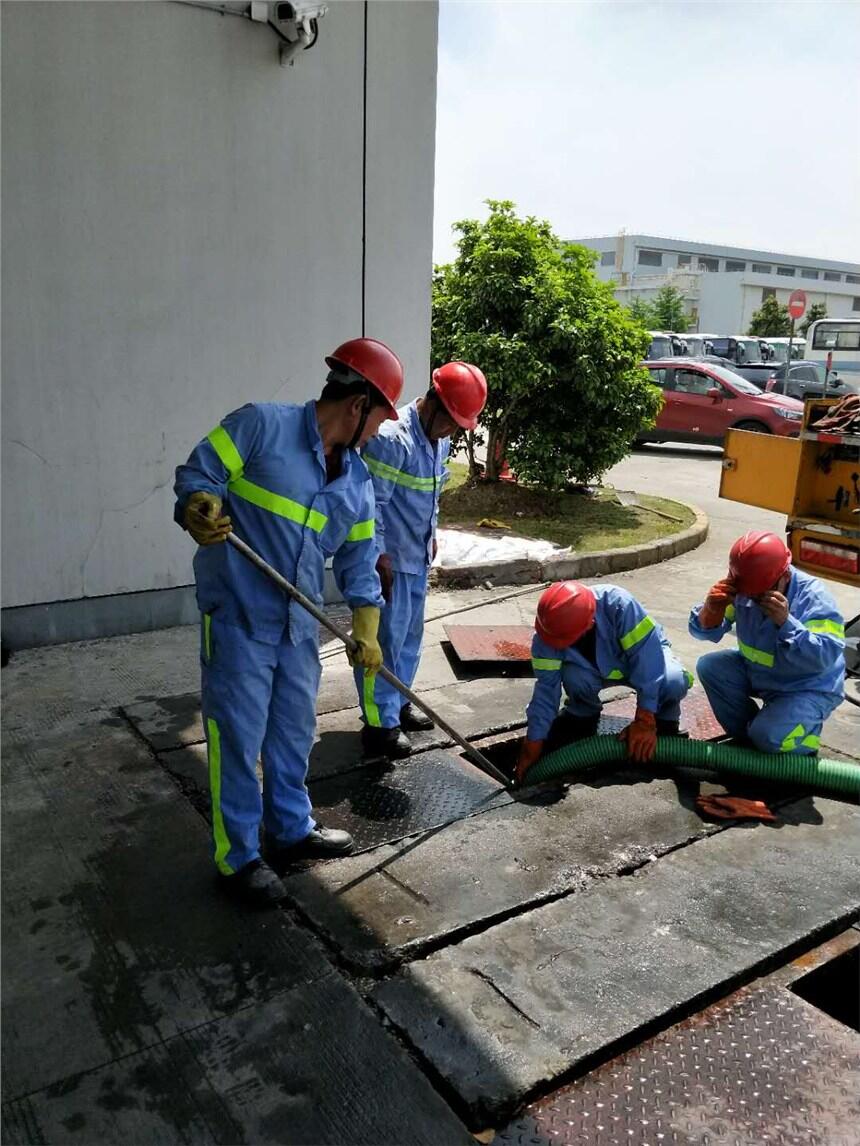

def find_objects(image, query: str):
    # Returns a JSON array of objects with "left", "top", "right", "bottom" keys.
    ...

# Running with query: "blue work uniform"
[
  {"left": 526, "top": 585, "right": 692, "bottom": 741},
  {"left": 174, "top": 400, "right": 382, "bottom": 873},
  {"left": 689, "top": 567, "right": 845, "bottom": 754},
  {"left": 354, "top": 400, "right": 450, "bottom": 728}
]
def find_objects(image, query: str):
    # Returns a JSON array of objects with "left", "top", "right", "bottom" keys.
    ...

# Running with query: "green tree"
[
  {"left": 627, "top": 296, "right": 656, "bottom": 326},
  {"left": 748, "top": 295, "right": 791, "bottom": 336},
  {"left": 650, "top": 286, "right": 691, "bottom": 332},
  {"left": 799, "top": 302, "right": 827, "bottom": 337},
  {"left": 432, "top": 201, "right": 662, "bottom": 487}
]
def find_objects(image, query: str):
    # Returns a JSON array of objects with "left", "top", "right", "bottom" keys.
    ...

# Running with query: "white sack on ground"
[{"left": 434, "top": 527, "right": 568, "bottom": 569}]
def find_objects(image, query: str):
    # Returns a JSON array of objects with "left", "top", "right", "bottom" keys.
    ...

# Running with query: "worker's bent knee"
[{"left": 695, "top": 651, "right": 723, "bottom": 685}]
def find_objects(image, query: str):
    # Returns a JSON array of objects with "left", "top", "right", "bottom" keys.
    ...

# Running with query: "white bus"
[
  {"left": 766, "top": 336, "right": 806, "bottom": 365},
  {"left": 804, "top": 318, "right": 860, "bottom": 380}
]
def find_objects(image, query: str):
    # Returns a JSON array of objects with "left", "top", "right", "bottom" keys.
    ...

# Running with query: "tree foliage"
[
  {"left": 799, "top": 302, "right": 827, "bottom": 337},
  {"left": 624, "top": 287, "right": 690, "bottom": 332},
  {"left": 651, "top": 287, "right": 691, "bottom": 332},
  {"left": 748, "top": 295, "right": 791, "bottom": 336},
  {"left": 432, "top": 201, "right": 661, "bottom": 487}
]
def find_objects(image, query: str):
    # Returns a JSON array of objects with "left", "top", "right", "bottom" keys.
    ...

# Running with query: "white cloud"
[{"left": 433, "top": 0, "right": 860, "bottom": 264}]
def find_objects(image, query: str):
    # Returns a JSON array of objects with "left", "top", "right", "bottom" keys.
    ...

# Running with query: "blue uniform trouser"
[
  {"left": 201, "top": 613, "right": 318, "bottom": 874},
  {"left": 355, "top": 569, "right": 428, "bottom": 729},
  {"left": 697, "top": 649, "right": 836, "bottom": 754},
  {"left": 564, "top": 652, "right": 690, "bottom": 721}
]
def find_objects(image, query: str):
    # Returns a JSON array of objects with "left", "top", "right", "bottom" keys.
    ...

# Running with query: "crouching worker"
[
  {"left": 174, "top": 338, "right": 403, "bottom": 907},
  {"left": 355, "top": 361, "right": 488, "bottom": 760},
  {"left": 515, "top": 581, "right": 692, "bottom": 783},
  {"left": 691, "top": 531, "right": 845, "bottom": 755}
]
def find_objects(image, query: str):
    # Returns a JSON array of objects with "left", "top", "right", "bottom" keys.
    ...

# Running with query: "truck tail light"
[{"left": 799, "top": 538, "right": 859, "bottom": 576}]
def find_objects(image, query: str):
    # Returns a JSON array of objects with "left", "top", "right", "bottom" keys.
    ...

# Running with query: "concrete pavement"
[{"left": 2, "top": 443, "right": 858, "bottom": 1141}]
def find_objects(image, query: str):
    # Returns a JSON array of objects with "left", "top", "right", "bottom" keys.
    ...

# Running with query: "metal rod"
[{"left": 226, "top": 533, "right": 512, "bottom": 787}]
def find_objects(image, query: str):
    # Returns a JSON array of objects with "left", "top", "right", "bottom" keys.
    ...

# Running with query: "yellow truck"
[{"left": 720, "top": 396, "right": 860, "bottom": 589}]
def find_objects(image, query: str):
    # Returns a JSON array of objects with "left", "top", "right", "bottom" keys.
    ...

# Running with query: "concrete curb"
[{"left": 430, "top": 501, "right": 709, "bottom": 590}]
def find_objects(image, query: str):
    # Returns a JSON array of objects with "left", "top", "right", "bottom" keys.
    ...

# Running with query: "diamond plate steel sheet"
[
  {"left": 444, "top": 625, "right": 534, "bottom": 663},
  {"left": 306, "top": 750, "right": 506, "bottom": 852},
  {"left": 497, "top": 978, "right": 860, "bottom": 1146},
  {"left": 603, "top": 689, "right": 725, "bottom": 741}
]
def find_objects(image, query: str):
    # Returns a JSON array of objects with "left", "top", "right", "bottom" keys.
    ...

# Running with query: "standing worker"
[
  {"left": 174, "top": 338, "right": 403, "bottom": 907},
  {"left": 355, "top": 362, "right": 488, "bottom": 759},
  {"left": 516, "top": 581, "right": 692, "bottom": 782},
  {"left": 690, "top": 531, "right": 845, "bottom": 753}
]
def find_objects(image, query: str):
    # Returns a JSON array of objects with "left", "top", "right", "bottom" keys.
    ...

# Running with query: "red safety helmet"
[
  {"left": 728, "top": 530, "right": 792, "bottom": 597},
  {"left": 535, "top": 581, "right": 597, "bottom": 649},
  {"left": 432, "top": 361, "right": 488, "bottom": 430},
  {"left": 326, "top": 338, "right": 404, "bottom": 421}
]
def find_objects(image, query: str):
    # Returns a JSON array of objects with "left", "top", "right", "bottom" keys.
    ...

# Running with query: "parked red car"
[{"left": 639, "top": 358, "right": 804, "bottom": 446}]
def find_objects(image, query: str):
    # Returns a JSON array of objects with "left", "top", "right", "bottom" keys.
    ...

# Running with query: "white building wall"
[{"left": 1, "top": 1, "right": 438, "bottom": 643}]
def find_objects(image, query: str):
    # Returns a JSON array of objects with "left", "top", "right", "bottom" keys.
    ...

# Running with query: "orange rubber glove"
[
  {"left": 619, "top": 707, "right": 657, "bottom": 763},
  {"left": 698, "top": 578, "right": 736, "bottom": 629},
  {"left": 515, "top": 738, "right": 545, "bottom": 784}
]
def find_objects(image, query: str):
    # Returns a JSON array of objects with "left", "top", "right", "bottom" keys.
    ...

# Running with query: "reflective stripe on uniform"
[
  {"left": 738, "top": 640, "right": 775, "bottom": 667},
  {"left": 206, "top": 717, "right": 234, "bottom": 875},
  {"left": 228, "top": 476, "right": 328, "bottom": 532},
  {"left": 207, "top": 423, "right": 329, "bottom": 533},
  {"left": 684, "top": 669, "right": 695, "bottom": 688},
  {"left": 363, "top": 669, "right": 382, "bottom": 726},
  {"left": 532, "top": 657, "right": 562, "bottom": 671},
  {"left": 804, "top": 618, "right": 845, "bottom": 640},
  {"left": 725, "top": 604, "right": 736, "bottom": 623},
  {"left": 346, "top": 518, "right": 375, "bottom": 542},
  {"left": 203, "top": 613, "right": 212, "bottom": 662},
  {"left": 207, "top": 425, "right": 244, "bottom": 482},
  {"left": 364, "top": 455, "right": 437, "bottom": 491},
  {"left": 606, "top": 668, "right": 625, "bottom": 680},
  {"left": 779, "top": 723, "right": 821, "bottom": 753},
  {"left": 620, "top": 615, "right": 655, "bottom": 651}
]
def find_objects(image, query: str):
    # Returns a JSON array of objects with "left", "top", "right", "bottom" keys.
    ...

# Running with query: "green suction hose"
[{"left": 525, "top": 735, "right": 860, "bottom": 798}]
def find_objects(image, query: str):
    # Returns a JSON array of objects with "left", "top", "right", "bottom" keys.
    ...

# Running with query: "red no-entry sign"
[{"left": 789, "top": 289, "right": 807, "bottom": 319}]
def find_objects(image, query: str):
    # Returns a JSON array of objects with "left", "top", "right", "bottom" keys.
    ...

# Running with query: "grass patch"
[{"left": 439, "top": 472, "right": 694, "bottom": 552}]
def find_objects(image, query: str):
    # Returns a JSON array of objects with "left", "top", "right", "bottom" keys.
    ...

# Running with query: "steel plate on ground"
[
  {"left": 306, "top": 750, "right": 507, "bottom": 852},
  {"left": 604, "top": 688, "right": 725, "bottom": 741},
  {"left": 497, "top": 962, "right": 860, "bottom": 1146},
  {"left": 444, "top": 625, "right": 534, "bottom": 663}
]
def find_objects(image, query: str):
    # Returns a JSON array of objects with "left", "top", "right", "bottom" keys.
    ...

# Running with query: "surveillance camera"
[
  {"left": 268, "top": 1, "right": 327, "bottom": 63},
  {"left": 247, "top": 0, "right": 327, "bottom": 65}
]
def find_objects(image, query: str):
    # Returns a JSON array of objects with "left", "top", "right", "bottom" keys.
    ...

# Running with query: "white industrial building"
[
  {"left": 1, "top": 1, "right": 439, "bottom": 648},
  {"left": 570, "top": 232, "right": 860, "bottom": 335}
]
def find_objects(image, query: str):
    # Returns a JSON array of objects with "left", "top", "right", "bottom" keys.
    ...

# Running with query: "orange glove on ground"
[
  {"left": 515, "top": 738, "right": 545, "bottom": 784},
  {"left": 619, "top": 707, "right": 657, "bottom": 763},
  {"left": 698, "top": 578, "right": 736, "bottom": 629}
]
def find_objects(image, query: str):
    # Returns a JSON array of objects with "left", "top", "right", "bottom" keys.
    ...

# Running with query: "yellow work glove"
[
  {"left": 183, "top": 491, "right": 232, "bottom": 546},
  {"left": 348, "top": 606, "right": 383, "bottom": 672}
]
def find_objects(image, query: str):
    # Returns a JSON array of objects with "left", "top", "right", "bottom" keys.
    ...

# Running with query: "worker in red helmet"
[
  {"left": 690, "top": 531, "right": 845, "bottom": 755},
  {"left": 516, "top": 582, "right": 693, "bottom": 782},
  {"left": 355, "top": 361, "right": 488, "bottom": 759},
  {"left": 174, "top": 337, "right": 403, "bottom": 907}
]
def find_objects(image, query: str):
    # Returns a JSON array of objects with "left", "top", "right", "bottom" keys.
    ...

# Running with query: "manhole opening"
[
  {"left": 477, "top": 734, "right": 521, "bottom": 782},
  {"left": 790, "top": 946, "right": 859, "bottom": 1032}
]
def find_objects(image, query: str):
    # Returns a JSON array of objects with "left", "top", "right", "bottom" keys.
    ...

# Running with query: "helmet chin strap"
[
  {"left": 347, "top": 385, "right": 371, "bottom": 450},
  {"left": 420, "top": 394, "right": 441, "bottom": 442}
]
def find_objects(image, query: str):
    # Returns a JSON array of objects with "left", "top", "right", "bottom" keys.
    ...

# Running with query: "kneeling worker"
[
  {"left": 690, "top": 531, "right": 845, "bottom": 754},
  {"left": 355, "top": 361, "right": 488, "bottom": 759},
  {"left": 516, "top": 581, "right": 692, "bottom": 782},
  {"left": 174, "top": 338, "right": 402, "bottom": 907}
]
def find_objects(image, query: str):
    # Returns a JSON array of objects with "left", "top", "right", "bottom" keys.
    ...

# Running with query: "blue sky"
[{"left": 433, "top": 0, "right": 860, "bottom": 264}]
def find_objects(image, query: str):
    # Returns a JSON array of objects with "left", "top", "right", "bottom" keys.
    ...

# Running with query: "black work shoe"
[
  {"left": 269, "top": 826, "right": 355, "bottom": 866},
  {"left": 399, "top": 703, "right": 434, "bottom": 732},
  {"left": 217, "top": 858, "right": 287, "bottom": 909},
  {"left": 656, "top": 719, "right": 688, "bottom": 738},
  {"left": 361, "top": 724, "right": 412, "bottom": 760}
]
